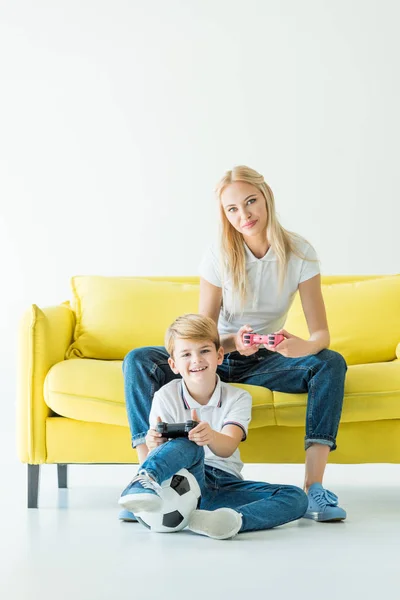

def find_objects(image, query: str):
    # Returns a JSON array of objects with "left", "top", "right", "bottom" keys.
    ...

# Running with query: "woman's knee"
[
  {"left": 123, "top": 346, "right": 165, "bottom": 375},
  {"left": 315, "top": 349, "right": 347, "bottom": 375}
]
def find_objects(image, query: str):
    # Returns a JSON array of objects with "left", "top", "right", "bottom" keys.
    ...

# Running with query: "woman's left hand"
[{"left": 265, "top": 329, "right": 316, "bottom": 358}]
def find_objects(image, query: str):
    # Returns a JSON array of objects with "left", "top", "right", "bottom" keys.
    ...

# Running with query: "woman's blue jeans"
[
  {"left": 142, "top": 437, "right": 308, "bottom": 533},
  {"left": 123, "top": 346, "right": 347, "bottom": 451}
]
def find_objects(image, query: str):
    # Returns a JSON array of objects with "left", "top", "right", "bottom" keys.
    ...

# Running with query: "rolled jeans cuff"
[
  {"left": 305, "top": 436, "right": 337, "bottom": 452},
  {"left": 131, "top": 433, "right": 147, "bottom": 448}
]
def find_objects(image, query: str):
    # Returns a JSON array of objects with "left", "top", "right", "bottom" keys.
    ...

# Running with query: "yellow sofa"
[{"left": 18, "top": 275, "right": 400, "bottom": 507}]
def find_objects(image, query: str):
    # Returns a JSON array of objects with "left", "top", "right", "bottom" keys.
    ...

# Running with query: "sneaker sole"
[
  {"left": 118, "top": 494, "right": 162, "bottom": 513},
  {"left": 118, "top": 510, "right": 138, "bottom": 522},
  {"left": 303, "top": 512, "right": 346, "bottom": 522},
  {"left": 188, "top": 509, "right": 242, "bottom": 540}
]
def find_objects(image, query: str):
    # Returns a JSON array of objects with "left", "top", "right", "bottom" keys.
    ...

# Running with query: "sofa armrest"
[{"left": 17, "top": 304, "right": 75, "bottom": 464}]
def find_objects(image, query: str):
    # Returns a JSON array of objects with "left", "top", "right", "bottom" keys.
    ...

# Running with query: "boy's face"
[{"left": 168, "top": 338, "right": 224, "bottom": 383}]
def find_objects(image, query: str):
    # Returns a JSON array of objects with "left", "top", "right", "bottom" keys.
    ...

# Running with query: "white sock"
[{"left": 188, "top": 508, "right": 242, "bottom": 540}]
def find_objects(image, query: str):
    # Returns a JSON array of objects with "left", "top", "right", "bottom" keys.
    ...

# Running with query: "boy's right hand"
[
  {"left": 145, "top": 416, "right": 167, "bottom": 451},
  {"left": 235, "top": 325, "right": 260, "bottom": 356}
]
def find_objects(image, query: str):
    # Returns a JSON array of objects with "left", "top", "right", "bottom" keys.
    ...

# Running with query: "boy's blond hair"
[{"left": 165, "top": 314, "right": 221, "bottom": 357}]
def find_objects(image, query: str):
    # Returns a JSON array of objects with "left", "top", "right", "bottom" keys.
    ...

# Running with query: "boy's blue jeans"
[
  {"left": 142, "top": 437, "right": 308, "bottom": 532},
  {"left": 123, "top": 346, "right": 347, "bottom": 451}
]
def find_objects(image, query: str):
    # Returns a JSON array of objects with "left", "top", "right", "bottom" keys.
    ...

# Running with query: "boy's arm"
[
  {"left": 207, "top": 426, "right": 244, "bottom": 458},
  {"left": 188, "top": 391, "right": 252, "bottom": 458}
]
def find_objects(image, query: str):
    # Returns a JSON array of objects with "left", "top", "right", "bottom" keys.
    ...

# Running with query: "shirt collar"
[
  {"left": 181, "top": 375, "right": 222, "bottom": 409},
  {"left": 244, "top": 242, "right": 276, "bottom": 263}
]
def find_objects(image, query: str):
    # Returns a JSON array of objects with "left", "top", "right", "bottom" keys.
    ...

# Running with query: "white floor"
[{"left": 1, "top": 432, "right": 399, "bottom": 600}]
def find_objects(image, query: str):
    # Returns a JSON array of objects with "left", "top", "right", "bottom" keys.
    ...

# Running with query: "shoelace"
[
  {"left": 311, "top": 488, "right": 338, "bottom": 508},
  {"left": 130, "top": 470, "right": 162, "bottom": 493}
]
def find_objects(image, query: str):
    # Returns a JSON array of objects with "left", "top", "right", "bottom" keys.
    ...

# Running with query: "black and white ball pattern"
[{"left": 135, "top": 468, "right": 201, "bottom": 532}]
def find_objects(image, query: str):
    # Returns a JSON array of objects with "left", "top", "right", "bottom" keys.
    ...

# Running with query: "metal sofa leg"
[
  {"left": 57, "top": 464, "right": 68, "bottom": 489},
  {"left": 28, "top": 464, "right": 40, "bottom": 508}
]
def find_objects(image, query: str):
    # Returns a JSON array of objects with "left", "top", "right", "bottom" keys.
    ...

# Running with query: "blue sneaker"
[
  {"left": 118, "top": 470, "right": 162, "bottom": 513},
  {"left": 304, "top": 483, "right": 347, "bottom": 522},
  {"left": 118, "top": 509, "right": 138, "bottom": 522}
]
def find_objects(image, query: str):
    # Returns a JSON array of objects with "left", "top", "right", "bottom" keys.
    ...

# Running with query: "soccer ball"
[{"left": 135, "top": 468, "right": 201, "bottom": 533}]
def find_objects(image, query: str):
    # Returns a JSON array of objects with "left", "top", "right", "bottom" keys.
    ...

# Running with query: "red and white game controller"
[{"left": 242, "top": 333, "right": 285, "bottom": 349}]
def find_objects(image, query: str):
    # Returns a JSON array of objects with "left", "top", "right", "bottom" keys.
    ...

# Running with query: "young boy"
[{"left": 119, "top": 314, "right": 308, "bottom": 539}]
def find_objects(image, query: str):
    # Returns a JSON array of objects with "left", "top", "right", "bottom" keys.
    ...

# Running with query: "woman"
[
  {"left": 121, "top": 165, "right": 347, "bottom": 522},
  {"left": 198, "top": 165, "right": 347, "bottom": 521}
]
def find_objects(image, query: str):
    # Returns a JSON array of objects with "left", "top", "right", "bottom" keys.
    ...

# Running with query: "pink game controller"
[{"left": 243, "top": 333, "right": 285, "bottom": 349}]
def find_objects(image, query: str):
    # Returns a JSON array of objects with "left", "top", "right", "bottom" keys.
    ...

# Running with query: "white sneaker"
[{"left": 188, "top": 508, "right": 242, "bottom": 540}]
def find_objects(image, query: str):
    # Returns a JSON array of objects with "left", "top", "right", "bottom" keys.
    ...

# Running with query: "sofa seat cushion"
[
  {"left": 44, "top": 359, "right": 275, "bottom": 429},
  {"left": 44, "top": 359, "right": 400, "bottom": 430},
  {"left": 274, "top": 360, "right": 400, "bottom": 426}
]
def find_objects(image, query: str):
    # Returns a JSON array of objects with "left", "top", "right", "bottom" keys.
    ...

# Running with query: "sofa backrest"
[{"left": 65, "top": 274, "right": 400, "bottom": 366}]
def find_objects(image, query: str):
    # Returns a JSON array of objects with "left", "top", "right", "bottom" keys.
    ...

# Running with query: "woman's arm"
[
  {"left": 298, "top": 274, "right": 330, "bottom": 353},
  {"left": 199, "top": 278, "right": 258, "bottom": 354},
  {"left": 199, "top": 277, "right": 222, "bottom": 323},
  {"left": 199, "top": 278, "right": 236, "bottom": 353},
  {"left": 273, "top": 274, "right": 330, "bottom": 358}
]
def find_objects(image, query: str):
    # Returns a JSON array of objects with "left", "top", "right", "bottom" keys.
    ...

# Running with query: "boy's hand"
[
  {"left": 188, "top": 409, "right": 215, "bottom": 447},
  {"left": 145, "top": 416, "right": 167, "bottom": 451}
]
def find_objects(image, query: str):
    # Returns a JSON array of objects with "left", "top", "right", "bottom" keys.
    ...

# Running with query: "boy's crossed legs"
[
  {"left": 119, "top": 438, "right": 308, "bottom": 539},
  {"left": 199, "top": 466, "right": 308, "bottom": 534}
]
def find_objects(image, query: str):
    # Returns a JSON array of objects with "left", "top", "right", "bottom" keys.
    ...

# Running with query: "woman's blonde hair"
[
  {"left": 216, "top": 165, "right": 307, "bottom": 310},
  {"left": 165, "top": 314, "right": 221, "bottom": 358}
]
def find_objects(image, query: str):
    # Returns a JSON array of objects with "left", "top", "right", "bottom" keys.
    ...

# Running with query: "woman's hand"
[
  {"left": 145, "top": 416, "right": 167, "bottom": 451},
  {"left": 188, "top": 410, "right": 216, "bottom": 446},
  {"left": 266, "top": 329, "right": 316, "bottom": 358},
  {"left": 234, "top": 325, "right": 260, "bottom": 356}
]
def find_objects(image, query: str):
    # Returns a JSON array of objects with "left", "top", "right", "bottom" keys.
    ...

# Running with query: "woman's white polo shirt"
[{"left": 199, "top": 237, "right": 320, "bottom": 336}]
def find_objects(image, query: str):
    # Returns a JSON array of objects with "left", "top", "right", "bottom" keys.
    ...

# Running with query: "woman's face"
[{"left": 220, "top": 181, "right": 268, "bottom": 238}]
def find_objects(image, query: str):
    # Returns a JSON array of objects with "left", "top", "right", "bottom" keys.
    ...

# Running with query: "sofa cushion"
[
  {"left": 44, "top": 358, "right": 400, "bottom": 429},
  {"left": 285, "top": 275, "right": 400, "bottom": 365},
  {"left": 44, "top": 359, "right": 275, "bottom": 429},
  {"left": 66, "top": 277, "right": 200, "bottom": 360},
  {"left": 274, "top": 360, "right": 400, "bottom": 426},
  {"left": 66, "top": 274, "right": 400, "bottom": 364}
]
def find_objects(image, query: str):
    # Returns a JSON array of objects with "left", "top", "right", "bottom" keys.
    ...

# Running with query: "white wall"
[{"left": 1, "top": 0, "right": 399, "bottom": 432}]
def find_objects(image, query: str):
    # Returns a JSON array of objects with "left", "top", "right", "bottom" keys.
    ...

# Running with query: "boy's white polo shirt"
[
  {"left": 199, "top": 237, "right": 320, "bottom": 336},
  {"left": 149, "top": 376, "right": 252, "bottom": 479}
]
